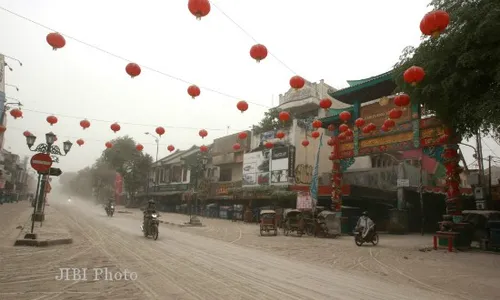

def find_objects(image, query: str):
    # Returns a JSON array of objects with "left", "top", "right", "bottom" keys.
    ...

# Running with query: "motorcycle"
[
  {"left": 354, "top": 225, "right": 379, "bottom": 246},
  {"left": 141, "top": 213, "right": 159, "bottom": 240},
  {"left": 105, "top": 205, "right": 115, "bottom": 217}
]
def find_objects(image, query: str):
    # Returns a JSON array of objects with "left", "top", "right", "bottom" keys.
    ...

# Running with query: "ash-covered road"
[{"left": 0, "top": 199, "right": 467, "bottom": 299}]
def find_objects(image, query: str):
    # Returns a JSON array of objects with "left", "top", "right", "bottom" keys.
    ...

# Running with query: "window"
[
  {"left": 219, "top": 168, "right": 232, "bottom": 182},
  {"left": 172, "top": 166, "right": 182, "bottom": 182},
  {"left": 182, "top": 167, "right": 188, "bottom": 182}
]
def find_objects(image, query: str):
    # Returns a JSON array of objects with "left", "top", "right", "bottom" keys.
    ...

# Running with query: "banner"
[
  {"left": 309, "top": 132, "right": 323, "bottom": 208},
  {"left": 296, "top": 191, "right": 313, "bottom": 210}
]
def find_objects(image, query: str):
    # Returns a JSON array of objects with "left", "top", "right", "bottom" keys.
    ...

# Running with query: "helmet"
[
  {"left": 362, "top": 211, "right": 368, "bottom": 216},
  {"left": 148, "top": 199, "right": 155, "bottom": 205}
]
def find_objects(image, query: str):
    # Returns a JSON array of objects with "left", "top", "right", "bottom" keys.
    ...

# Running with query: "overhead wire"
[
  {"left": 15, "top": 107, "right": 248, "bottom": 132},
  {"left": 6, "top": 125, "right": 189, "bottom": 147},
  {"left": 210, "top": 1, "right": 297, "bottom": 75},
  {"left": 0, "top": 5, "right": 275, "bottom": 109}
]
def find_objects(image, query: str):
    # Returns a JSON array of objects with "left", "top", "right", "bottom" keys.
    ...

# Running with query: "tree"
[
  {"left": 60, "top": 136, "right": 153, "bottom": 203},
  {"left": 393, "top": 0, "right": 500, "bottom": 139},
  {"left": 252, "top": 108, "right": 284, "bottom": 134}
]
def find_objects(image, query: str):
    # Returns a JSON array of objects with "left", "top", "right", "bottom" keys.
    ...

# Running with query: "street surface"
[{"left": 0, "top": 198, "right": 498, "bottom": 300}]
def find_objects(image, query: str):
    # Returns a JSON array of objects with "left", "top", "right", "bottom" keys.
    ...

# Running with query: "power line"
[
  {"left": 0, "top": 5, "right": 273, "bottom": 109},
  {"left": 481, "top": 137, "right": 499, "bottom": 158},
  {"left": 210, "top": 1, "right": 297, "bottom": 75},
  {"left": 6, "top": 125, "right": 209, "bottom": 147},
  {"left": 15, "top": 107, "right": 247, "bottom": 132}
]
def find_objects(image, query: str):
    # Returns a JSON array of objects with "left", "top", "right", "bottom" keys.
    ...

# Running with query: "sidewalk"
[{"left": 13, "top": 206, "right": 73, "bottom": 247}]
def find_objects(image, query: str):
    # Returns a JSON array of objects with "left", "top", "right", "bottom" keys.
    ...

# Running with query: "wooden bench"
[{"left": 433, "top": 231, "right": 458, "bottom": 252}]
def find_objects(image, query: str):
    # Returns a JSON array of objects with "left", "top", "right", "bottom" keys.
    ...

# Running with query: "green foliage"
[
  {"left": 61, "top": 136, "right": 153, "bottom": 201},
  {"left": 393, "top": 0, "right": 500, "bottom": 139},
  {"left": 252, "top": 108, "right": 285, "bottom": 134}
]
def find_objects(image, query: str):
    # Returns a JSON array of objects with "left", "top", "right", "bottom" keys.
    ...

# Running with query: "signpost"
[
  {"left": 30, "top": 153, "right": 52, "bottom": 172},
  {"left": 38, "top": 167, "right": 62, "bottom": 177}
]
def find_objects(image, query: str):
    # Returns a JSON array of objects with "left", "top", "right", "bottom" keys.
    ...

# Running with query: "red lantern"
[
  {"left": 354, "top": 118, "right": 365, "bottom": 128},
  {"left": 200, "top": 145, "right": 209, "bottom": 152},
  {"left": 105, "top": 142, "right": 113, "bottom": 149},
  {"left": 345, "top": 129, "right": 353, "bottom": 137},
  {"left": 125, "top": 63, "right": 141, "bottom": 78},
  {"left": 46, "top": 32, "right": 65, "bottom": 50},
  {"left": 301, "top": 140, "right": 310, "bottom": 147},
  {"left": 250, "top": 44, "right": 268, "bottom": 62},
  {"left": 319, "top": 98, "right": 332, "bottom": 111},
  {"left": 167, "top": 145, "right": 175, "bottom": 152},
  {"left": 199, "top": 129, "right": 208, "bottom": 139},
  {"left": 381, "top": 125, "right": 389, "bottom": 132},
  {"left": 238, "top": 132, "right": 248, "bottom": 140},
  {"left": 312, "top": 119, "right": 322, "bottom": 129},
  {"left": 403, "top": 66, "right": 425, "bottom": 86},
  {"left": 339, "top": 124, "right": 349, "bottom": 133},
  {"left": 362, "top": 126, "right": 371, "bottom": 134},
  {"left": 0, "top": 125, "right": 6, "bottom": 133},
  {"left": 278, "top": 111, "right": 290, "bottom": 122},
  {"left": 233, "top": 143, "right": 241, "bottom": 151},
  {"left": 188, "top": 0, "right": 211, "bottom": 20},
  {"left": 47, "top": 115, "right": 58, "bottom": 126},
  {"left": 80, "top": 119, "right": 91, "bottom": 130},
  {"left": 110, "top": 122, "right": 121, "bottom": 133},
  {"left": 23, "top": 130, "right": 31, "bottom": 137},
  {"left": 10, "top": 108, "right": 23, "bottom": 119},
  {"left": 187, "top": 85, "right": 200, "bottom": 99},
  {"left": 327, "top": 138, "right": 335, "bottom": 146},
  {"left": 264, "top": 142, "right": 274, "bottom": 149},
  {"left": 136, "top": 144, "right": 144, "bottom": 151},
  {"left": 289, "top": 76, "right": 305, "bottom": 90},
  {"left": 236, "top": 101, "right": 249, "bottom": 113},
  {"left": 327, "top": 124, "right": 335, "bottom": 131},
  {"left": 384, "top": 119, "right": 396, "bottom": 128},
  {"left": 76, "top": 139, "right": 84, "bottom": 146},
  {"left": 311, "top": 131, "right": 320, "bottom": 139},
  {"left": 276, "top": 131, "right": 285, "bottom": 139},
  {"left": 396, "top": 94, "right": 410, "bottom": 107},
  {"left": 329, "top": 154, "right": 335, "bottom": 161},
  {"left": 339, "top": 111, "right": 351, "bottom": 122},
  {"left": 338, "top": 133, "right": 346, "bottom": 140},
  {"left": 388, "top": 108, "right": 403, "bottom": 119},
  {"left": 420, "top": 10, "right": 450, "bottom": 38},
  {"left": 367, "top": 123, "right": 376, "bottom": 131},
  {"left": 155, "top": 126, "right": 165, "bottom": 136}
]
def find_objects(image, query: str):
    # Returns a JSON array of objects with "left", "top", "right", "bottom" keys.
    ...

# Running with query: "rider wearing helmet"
[{"left": 143, "top": 199, "right": 158, "bottom": 230}]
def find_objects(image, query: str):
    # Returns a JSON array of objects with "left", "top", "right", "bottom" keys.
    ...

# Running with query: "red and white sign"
[{"left": 30, "top": 153, "right": 53, "bottom": 172}]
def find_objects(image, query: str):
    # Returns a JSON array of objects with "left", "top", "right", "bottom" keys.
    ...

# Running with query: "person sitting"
[
  {"left": 143, "top": 199, "right": 158, "bottom": 231},
  {"left": 356, "top": 211, "right": 376, "bottom": 240}
]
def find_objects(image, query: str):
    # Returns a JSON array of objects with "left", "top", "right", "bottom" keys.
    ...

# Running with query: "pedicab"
[
  {"left": 282, "top": 209, "right": 304, "bottom": 237},
  {"left": 315, "top": 210, "right": 341, "bottom": 238},
  {"left": 259, "top": 210, "right": 278, "bottom": 236}
]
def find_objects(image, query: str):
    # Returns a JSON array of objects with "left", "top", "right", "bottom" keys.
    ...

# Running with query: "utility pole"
[{"left": 488, "top": 155, "right": 492, "bottom": 202}]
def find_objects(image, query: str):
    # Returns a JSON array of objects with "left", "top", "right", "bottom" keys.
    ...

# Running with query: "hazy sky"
[{"left": 1, "top": 0, "right": 499, "bottom": 173}]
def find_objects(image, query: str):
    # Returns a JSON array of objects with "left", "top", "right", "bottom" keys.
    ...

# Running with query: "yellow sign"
[{"left": 360, "top": 132, "right": 413, "bottom": 148}]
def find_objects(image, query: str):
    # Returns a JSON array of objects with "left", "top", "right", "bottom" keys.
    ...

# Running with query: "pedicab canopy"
[{"left": 260, "top": 209, "right": 276, "bottom": 215}]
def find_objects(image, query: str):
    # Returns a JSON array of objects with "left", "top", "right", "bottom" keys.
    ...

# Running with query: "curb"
[{"left": 14, "top": 238, "right": 73, "bottom": 247}]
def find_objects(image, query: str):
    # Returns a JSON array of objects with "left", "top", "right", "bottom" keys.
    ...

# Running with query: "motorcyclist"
[
  {"left": 143, "top": 199, "right": 158, "bottom": 231},
  {"left": 356, "top": 211, "right": 375, "bottom": 240},
  {"left": 106, "top": 197, "right": 114, "bottom": 208}
]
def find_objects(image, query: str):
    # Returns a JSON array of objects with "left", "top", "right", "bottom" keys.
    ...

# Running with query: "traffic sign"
[
  {"left": 38, "top": 167, "right": 63, "bottom": 177},
  {"left": 30, "top": 153, "right": 53, "bottom": 172}
]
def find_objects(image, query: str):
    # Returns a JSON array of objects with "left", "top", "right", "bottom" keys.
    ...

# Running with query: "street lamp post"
[
  {"left": 0, "top": 100, "right": 22, "bottom": 125},
  {"left": 144, "top": 132, "right": 160, "bottom": 162},
  {"left": 25, "top": 132, "right": 72, "bottom": 236},
  {"left": 190, "top": 152, "right": 208, "bottom": 223}
]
